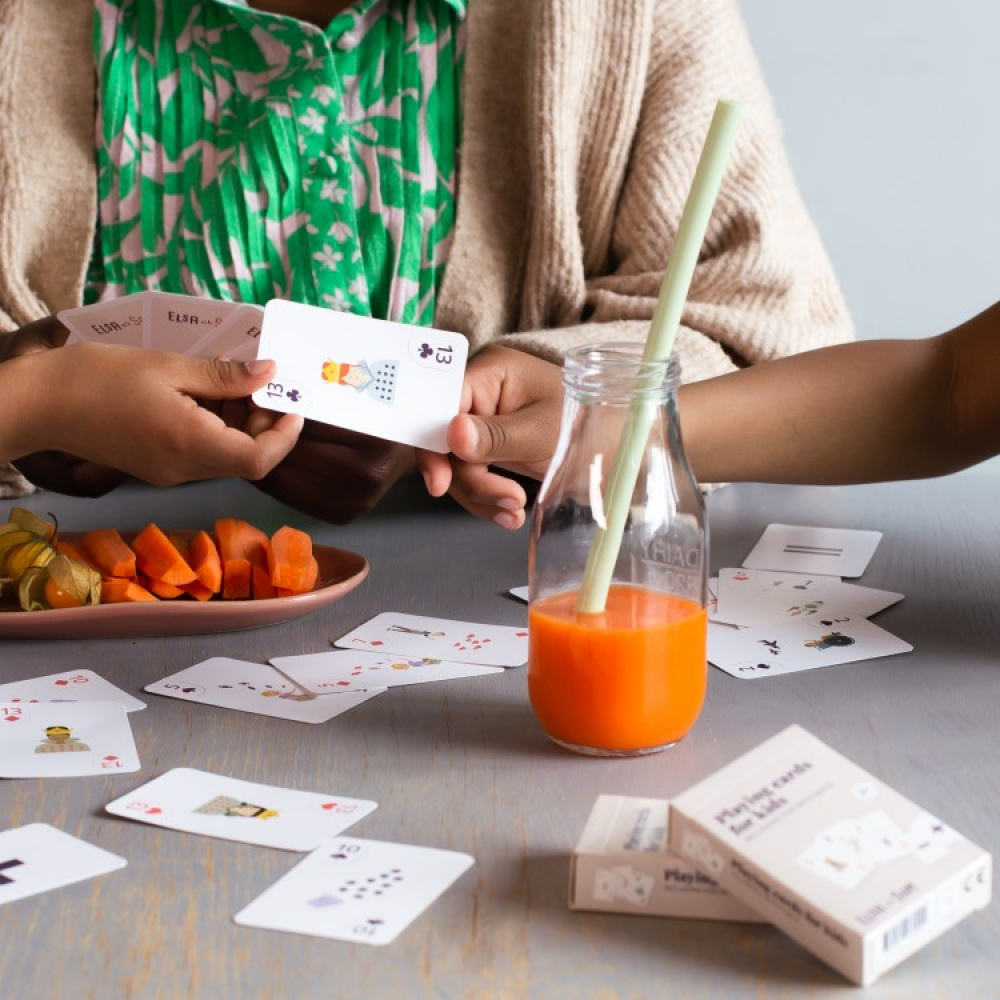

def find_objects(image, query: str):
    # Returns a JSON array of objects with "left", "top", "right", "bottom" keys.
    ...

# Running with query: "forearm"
[
  {"left": 678, "top": 337, "right": 959, "bottom": 486},
  {"left": 0, "top": 354, "right": 49, "bottom": 463}
]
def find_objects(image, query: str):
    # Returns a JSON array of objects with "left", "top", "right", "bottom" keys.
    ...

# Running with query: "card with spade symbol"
[
  {"left": 105, "top": 768, "right": 377, "bottom": 851},
  {"left": 234, "top": 836, "right": 474, "bottom": 944}
]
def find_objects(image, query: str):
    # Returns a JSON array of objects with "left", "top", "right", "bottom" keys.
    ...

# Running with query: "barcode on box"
[{"left": 882, "top": 905, "right": 929, "bottom": 952}]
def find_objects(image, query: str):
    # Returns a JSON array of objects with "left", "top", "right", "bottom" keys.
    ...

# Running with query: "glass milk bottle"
[{"left": 527, "top": 343, "right": 707, "bottom": 757}]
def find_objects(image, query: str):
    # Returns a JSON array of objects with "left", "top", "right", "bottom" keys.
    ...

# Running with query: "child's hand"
[
  {"left": 10, "top": 343, "right": 303, "bottom": 487},
  {"left": 417, "top": 345, "right": 563, "bottom": 529}
]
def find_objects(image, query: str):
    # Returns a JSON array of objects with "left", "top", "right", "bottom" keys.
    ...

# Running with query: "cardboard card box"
[
  {"left": 669, "top": 726, "right": 992, "bottom": 986},
  {"left": 570, "top": 794, "right": 765, "bottom": 922}
]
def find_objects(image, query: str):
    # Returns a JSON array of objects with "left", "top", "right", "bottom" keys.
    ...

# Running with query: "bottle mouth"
[{"left": 563, "top": 342, "right": 680, "bottom": 401}]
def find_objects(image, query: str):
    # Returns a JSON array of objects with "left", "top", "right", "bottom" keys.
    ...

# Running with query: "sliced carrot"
[
  {"left": 222, "top": 557, "right": 252, "bottom": 600},
  {"left": 180, "top": 579, "right": 215, "bottom": 602},
  {"left": 302, "top": 555, "right": 319, "bottom": 591},
  {"left": 267, "top": 525, "right": 313, "bottom": 592},
  {"left": 101, "top": 577, "right": 158, "bottom": 603},
  {"left": 82, "top": 528, "right": 137, "bottom": 579},
  {"left": 147, "top": 577, "right": 185, "bottom": 600},
  {"left": 215, "top": 518, "right": 269, "bottom": 562},
  {"left": 251, "top": 562, "right": 276, "bottom": 600},
  {"left": 130, "top": 523, "right": 197, "bottom": 586},
  {"left": 54, "top": 540, "right": 102, "bottom": 573},
  {"left": 187, "top": 530, "right": 222, "bottom": 594}
]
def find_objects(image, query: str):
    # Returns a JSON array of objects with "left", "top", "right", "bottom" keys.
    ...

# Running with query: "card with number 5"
[{"left": 252, "top": 299, "right": 468, "bottom": 452}]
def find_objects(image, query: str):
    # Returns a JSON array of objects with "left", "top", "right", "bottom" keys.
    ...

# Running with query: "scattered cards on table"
[
  {"left": 741, "top": 523, "right": 883, "bottom": 579},
  {"left": 144, "top": 657, "right": 384, "bottom": 724},
  {"left": 333, "top": 612, "right": 528, "bottom": 667},
  {"left": 0, "top": 700, "right": 140, "bottom": 777},
  {"left": 0, "top": 669, "right": 145, "bottom": 712},
  {"left": 0, "top": 825, "right": 127, "bottom": 905},
  {"left": 105, "top": 768, "right": 377, "bottom": 851},
  {"left": 270, "top": 649, "right": 503, "bottom": 695},
  {"left": 234, "top": 836, "right": 474, "bottom": 945},
  {"left": 709, "top": 524, "right": 910, "bottom": 679}
]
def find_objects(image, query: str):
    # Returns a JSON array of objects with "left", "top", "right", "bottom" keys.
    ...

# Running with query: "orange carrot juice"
[{"left": 528, "top": 584, "right": 706, "bottom": 754}]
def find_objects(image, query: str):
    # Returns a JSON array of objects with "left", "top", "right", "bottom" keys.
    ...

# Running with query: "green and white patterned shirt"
[{"left": 87, "top": 0, "right": 465, "bottom": 326}]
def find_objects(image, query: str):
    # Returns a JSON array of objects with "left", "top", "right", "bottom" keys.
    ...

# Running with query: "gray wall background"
[{"left": 740, "top": 1, "right": 999, "bottom": 341}]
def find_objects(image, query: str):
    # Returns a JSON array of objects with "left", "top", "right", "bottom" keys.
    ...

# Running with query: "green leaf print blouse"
[{"left": 87, "top": 0, "right": 465, "bottom": 326}]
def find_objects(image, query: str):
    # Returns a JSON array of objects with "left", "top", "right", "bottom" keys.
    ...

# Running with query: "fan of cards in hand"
[{"left": 58, "top": 291, "right": 262, "bottom": 362}]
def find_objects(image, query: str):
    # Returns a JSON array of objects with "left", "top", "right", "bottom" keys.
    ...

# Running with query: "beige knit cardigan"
[{"left": 0, "top": 0, "right": 852, "bottom": 495}]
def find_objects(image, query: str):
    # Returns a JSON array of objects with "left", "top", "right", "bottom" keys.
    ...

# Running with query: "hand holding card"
[{"left": 251, "top": 300, "right": 468, "bottom": 452}]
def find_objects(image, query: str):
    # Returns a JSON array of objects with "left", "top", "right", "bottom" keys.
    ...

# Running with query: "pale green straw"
[{"left": 575, "top": 99, "right": 745, "bottom": 614}]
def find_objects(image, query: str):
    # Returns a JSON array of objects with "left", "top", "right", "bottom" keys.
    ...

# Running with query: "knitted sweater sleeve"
[{"left": 496, "top": 0, "right": 853, "bottom": 383}]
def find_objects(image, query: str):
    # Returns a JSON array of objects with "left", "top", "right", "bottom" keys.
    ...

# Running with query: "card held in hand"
[{"left": 251, "top": 299, "right": 468, "bottom": 452}]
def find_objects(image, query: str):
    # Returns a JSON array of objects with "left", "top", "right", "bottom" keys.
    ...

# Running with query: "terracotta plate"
[{"left": 0, "top": 533, "right": 369, "bottom": 640}]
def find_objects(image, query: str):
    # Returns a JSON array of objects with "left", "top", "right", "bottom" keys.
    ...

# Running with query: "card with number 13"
[{"left": 252, "top": 299, "right": 468, "bottom": 452}]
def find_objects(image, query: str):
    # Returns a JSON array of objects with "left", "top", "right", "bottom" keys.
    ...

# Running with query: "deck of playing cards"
[
  {"left": 668, "top": 726, "right": 992, "bottom": 986},
  {"left": 58, "top": 291, "right": 262, "bottom": 360},
  {"left": 570, "top": 795, "right": 764, "bottom": 922}
]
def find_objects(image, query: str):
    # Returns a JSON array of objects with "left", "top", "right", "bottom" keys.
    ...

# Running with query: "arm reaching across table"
[{"left": 420, "top": 300, "right": 1000, "bottom": 526}]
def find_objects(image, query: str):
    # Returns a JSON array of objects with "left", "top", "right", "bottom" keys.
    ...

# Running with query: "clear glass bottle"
[{"left": 527, "top": 343, "right": 707, "bottom": 757}]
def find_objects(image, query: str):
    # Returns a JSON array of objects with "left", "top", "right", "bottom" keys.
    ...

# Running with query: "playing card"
[
  {"left": 0, "top": 701, "right": 140, "bottom": 777},
  {"left": 706, "top": 576, "right": 719, "bottom": 617},
  {"left": 716, "top": 567, "right": 839, "bottom": 614},
  {"left": 269, "top": 649, "right": 503, "bottom": 695},
  {"left": 0, "top": 670, "right": 145, "bottom": 712},
  {"left": 742, "top": 524, "right": 883, "bottom": 578},
  {"left": 144, "top": 658, "right": 384, "bottom": 724},
  {"left": 105, "top": 768, "right": 376, "bottom": 851},
  {"left": 143, "top": 290, "right": 242, "bottom": 354},
  {"left": 334, "top": 613, "right": 529, "bottom": 667},
  {"left": 233, "top": 836, "right": 474, "bottom": 945},
  {"left": 251, "top": 299, "right": 469, "bottom": 452},
  {"left": 185, "top": 303, "right": 264, "bottom": 361},
  {"left": 0, "top": 824, "right": 126, "bottom": 905},
  {"left": 707, "top": 614, "right": 912, "bottom": 679},
  {"left": 57, "top": 293, "right": 145, "bottom": 347},
  {"left": 712, "top": 576, "right": 903, "bottom": 629}
]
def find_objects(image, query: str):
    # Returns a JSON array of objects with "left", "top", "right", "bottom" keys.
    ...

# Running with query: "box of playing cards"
[
  {"left": 668, "top": 726, "right": 992, "bottom": 986},
  {"left": 569, "top": 794, "right": 764, "bottom": 922}
]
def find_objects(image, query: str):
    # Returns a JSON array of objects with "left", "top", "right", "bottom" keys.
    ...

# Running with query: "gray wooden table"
[{"left": 1, "top": 473, "right": 997, "bottom": 999}]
